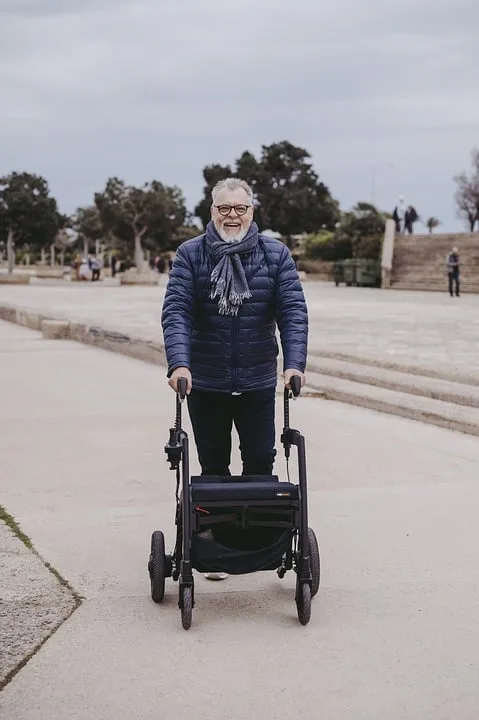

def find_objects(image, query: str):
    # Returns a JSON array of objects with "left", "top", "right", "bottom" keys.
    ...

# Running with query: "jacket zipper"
[{"left": 231, "top": 315, "right": 239, "bottom": 393}]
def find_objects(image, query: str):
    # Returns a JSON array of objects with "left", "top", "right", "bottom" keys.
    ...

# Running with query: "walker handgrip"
[
  {"left": 177, "top": 377, "right": 188, "bottom": 401},
  {"left": 290, "top": 375, "right": 302, "bottom": 397}
]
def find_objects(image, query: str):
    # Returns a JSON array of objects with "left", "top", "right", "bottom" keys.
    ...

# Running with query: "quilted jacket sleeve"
[
  {"left": 275, "top": 245, "right": 308, "bottom": 372},
  {"left": 161, "top": 243, "right": 195, "bottom": 377}
]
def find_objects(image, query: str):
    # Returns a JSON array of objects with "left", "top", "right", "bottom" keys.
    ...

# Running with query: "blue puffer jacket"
[{"left": 161, "top": 233, "right": 308, "bottom": 392}]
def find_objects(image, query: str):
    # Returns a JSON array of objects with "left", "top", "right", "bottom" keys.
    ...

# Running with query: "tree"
[
  {"left": 194, "top": 163, "right": 232, "bottom": 229},
  {"left": 246, "top": 142, "right": 340, "bottom": 243},
  {"left": 337, "top": 202, "right": 386, "bottom": 258},
  {"left": 94, "top": 178, "right": 187, "bottom": 268},
  {"left": 454, "top": 149, "right": 479, "bottom": 232},
  {"left": 72, "top": 205, "right": 104, "bottom": 258},
  {"left": 170, "top": 223, "right": 202, "bottom": 251},
  {"left": 426, "top": 217, "right": 441, "bottom": 234},
  {"left": 0, "top": 172, "right": 58, "bottom": 273},
  {"left": 195, "top": 142, "right": 340, "bottom": 243}
]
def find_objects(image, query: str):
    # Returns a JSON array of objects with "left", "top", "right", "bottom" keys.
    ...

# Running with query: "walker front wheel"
[{"left": 149, "top": 531, "right": 166, "bottom": 603}]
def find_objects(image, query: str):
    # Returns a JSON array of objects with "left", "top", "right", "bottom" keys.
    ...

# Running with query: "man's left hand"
[{"left": 283, "top": 369, "right": 306, "bottom": 389}]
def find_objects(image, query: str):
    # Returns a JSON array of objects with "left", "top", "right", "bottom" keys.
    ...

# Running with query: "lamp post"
[{"left": 371, "top": 163, "right": 394, "bottom": 206}]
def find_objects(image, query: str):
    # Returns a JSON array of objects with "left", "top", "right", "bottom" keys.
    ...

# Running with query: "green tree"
[
  {"left": 72, "top": 205, "right": 104, "bottom": 257},
  {"left": 94, "top": 178, "right": 187, "bottom": 268},
  {"left": 337, "top": 202, "right": 386, "bottom": 258},
  {"left": 194, "top": 163, "right": 232, "bottom": 229},
  {"left": 170, "top": 222, "right": 202, "bottom": 251},
  {"left": 0, "top": 172, "right": 58, "bottom": 273},
  {"left": 454, "top": 149, "right": 479, "bottom": 232},
  {"left": 195, "top": 142, "right": 340, "bottom": 244},
  {"left": 426, "top": 217, "right": 441, "bottom": 234},
  {"left": 247, "top": 142, "right": 340, "bottom": 243},
  {"left": 304, "top": 230, "right": 352, "bottom": 262}
]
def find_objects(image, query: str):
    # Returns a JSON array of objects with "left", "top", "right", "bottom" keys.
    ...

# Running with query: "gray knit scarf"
[{"left": 206, "top": 220, "right": 259, "bottom": 316}]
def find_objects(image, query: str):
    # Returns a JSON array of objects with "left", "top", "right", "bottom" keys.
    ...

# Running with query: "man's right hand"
[{"left": 168, "top": 367, "right": 192, "bottom": 394}]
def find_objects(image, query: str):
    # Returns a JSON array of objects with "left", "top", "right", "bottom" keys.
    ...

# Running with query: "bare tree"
[
  {"left": 426, "top": 217, "right": 441, "bottom": 234},
  {"left": 454, "top": 149, "right": 479, "bottom": 232}
]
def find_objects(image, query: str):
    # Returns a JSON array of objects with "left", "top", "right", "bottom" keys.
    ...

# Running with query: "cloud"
[{"left": 0, "top": 0, "right": 478, "bottom": 229}]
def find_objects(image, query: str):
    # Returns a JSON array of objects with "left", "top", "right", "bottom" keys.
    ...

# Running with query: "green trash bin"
[
  {"left": 342, "top": 259, "right": 357, "bottom": 286},
  {"left": 356, "top": 259, "right": 381, "bottom": 287},
  {"left": 332, "top": 261, "right": 345, "bottom": 286}
]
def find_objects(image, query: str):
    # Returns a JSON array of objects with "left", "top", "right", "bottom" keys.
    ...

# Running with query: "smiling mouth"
[{"left": 224, "top": 222, "right": 241, "bottom": 229}]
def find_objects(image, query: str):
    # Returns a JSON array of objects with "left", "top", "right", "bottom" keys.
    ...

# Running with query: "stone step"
[
  {"left": 394, "top": 252, "right": 479, "bottom": 260},
  {"left": 307, "top": 356, "right": 479, "bottom": 408},
  {"left": 396, "top": 241, "right": 479, "bottom": 249},
  {"left": 391, "top": 283, "right": 479, "bottom": 292},
  {"left": 394, "top": 252, "right": 479, "bottom": 262},
  {"left": 394, "top": 238, "right": 479, "bottom": 248},
  {"left": 393, "top": 259, "right": 479, "bottom": 267},
  {"left": 305, "top": 369, "right": 479, "bottom": 437},
  {"left": 392, "top": 275, "right": 479, "bottom": 282}
]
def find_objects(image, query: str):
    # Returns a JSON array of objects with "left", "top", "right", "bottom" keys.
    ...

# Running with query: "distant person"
[
  {"left": 111, "top": 255, "right": 117, "bottom": 278},
  {"left": 90, "top": 256, "right": 101, "bottom": 281},
  {"left": 71, "top": 254, "right": 81, "bottom": 281},
  {"left": 446, "top": 247, "right": 460, "bottom": 297},
  {"left": 404, "top": 206, "right": 419, "bottom": 235},
  {"left": 79, "top": 258, "right": 90, "bottom": 281},
  {"left": 392, "top": 196, "right": 406, "bottom": 233}
]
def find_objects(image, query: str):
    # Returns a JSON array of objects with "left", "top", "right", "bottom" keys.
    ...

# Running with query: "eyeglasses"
[{"left": 214, "top": 204, "right": 251, "bottom": 217}]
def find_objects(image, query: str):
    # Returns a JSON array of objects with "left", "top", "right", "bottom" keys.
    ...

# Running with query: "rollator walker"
[{"left": 148, "top": 375, "right": 320, "bottom": 629}]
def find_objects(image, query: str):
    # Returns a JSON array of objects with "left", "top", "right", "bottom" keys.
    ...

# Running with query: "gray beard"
[
  {"left": 218, "top": 229, "right": 247, "bottom": 243},
  {"left": 215, "top": 221, "right": 249, "bottom": 244}
]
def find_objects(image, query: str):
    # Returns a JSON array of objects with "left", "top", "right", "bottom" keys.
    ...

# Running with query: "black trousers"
[
  {"left": 187, "top": 388, "right": 276, "bottom": 476},
  {"left": 448, "top": 272, "right": 460, "bottom": 296}
]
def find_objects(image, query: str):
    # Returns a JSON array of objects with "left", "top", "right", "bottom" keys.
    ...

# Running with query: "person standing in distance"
[{"left": 446, "top": 246, "right": 460, "bottom": 297}]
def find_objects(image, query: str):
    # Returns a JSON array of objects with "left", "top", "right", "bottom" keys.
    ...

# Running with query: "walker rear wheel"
[{"left": 308, "top": 528, "right": 320, "bottom": 598}]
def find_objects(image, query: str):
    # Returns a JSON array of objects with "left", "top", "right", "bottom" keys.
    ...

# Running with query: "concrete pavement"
[
  {"left": 1, "top": 280, "right": 479, "bottom": 381},
  {"left": 1, "top": 320, "right": 479, "bottom": 719},
  {"left": 2, "top": 281, "right": 479, "bottom": 436}
]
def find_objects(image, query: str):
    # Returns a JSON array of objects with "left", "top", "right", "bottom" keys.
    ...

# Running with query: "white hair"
[{"left": 211, "top": 178, "right": 253, "bottom": 205}]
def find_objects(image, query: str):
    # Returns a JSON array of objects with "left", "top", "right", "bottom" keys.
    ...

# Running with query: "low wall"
[
  {"left": 0, "top": 274, "right": 30, "bottom": 285},
  {"left": 381, "top": 219, "right": 396, "bottom": 288},
  {"left": 297, "top": 260, "right": 333, "bottom": 281}
]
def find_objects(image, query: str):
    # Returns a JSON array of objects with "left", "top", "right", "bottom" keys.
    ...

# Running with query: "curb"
[
  {"left": 307, "top": 372, "right": 479, "bottom": 438},
  {"left": 0, "top": 303, "right": 166, "bottom": 367},
  {"left": 0, "top": 507, "right": 81, "bottom": 691}
]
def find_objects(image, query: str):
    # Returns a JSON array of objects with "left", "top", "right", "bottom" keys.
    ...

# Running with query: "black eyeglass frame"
[{"left": 213, "top": 204, "right": 252, "bottom": 217}]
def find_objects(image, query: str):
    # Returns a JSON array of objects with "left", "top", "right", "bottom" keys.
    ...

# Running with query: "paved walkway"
[
  {"left": 1, "top": 279, "right": 479, "bottom": 381},
  {"left": 1, "top": 320, "right": 479, "bottom": 719}
]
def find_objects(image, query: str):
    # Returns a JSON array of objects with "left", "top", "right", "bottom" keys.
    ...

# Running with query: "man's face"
[{"left": 211, "top": 187, "right": 253, "bottom": 242}]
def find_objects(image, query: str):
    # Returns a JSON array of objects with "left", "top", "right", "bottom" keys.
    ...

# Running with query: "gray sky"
[{"left": 1, "top": 0, "right": 478, "bottom": 232}]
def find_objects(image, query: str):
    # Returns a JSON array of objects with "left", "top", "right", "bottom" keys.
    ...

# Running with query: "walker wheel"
[
  {"left": 308, "top": 528, "right": 320, "bottom": 598},
  {"left": 149, "top": 531, "right": 166, "bottom": 603},
  {"left": 180, "top": 586, "right": 193, "bottom": 630},
  {"left": 296, "top": 581, "right": 311, "bottom": 625}
]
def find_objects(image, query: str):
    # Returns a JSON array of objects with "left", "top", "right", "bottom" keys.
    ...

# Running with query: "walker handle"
[
  {"left": 177, "top": 377, "right": 188, "bottom": 401},
  {"left": 290, "top": 375, "right": 302, "bottom": 398}
]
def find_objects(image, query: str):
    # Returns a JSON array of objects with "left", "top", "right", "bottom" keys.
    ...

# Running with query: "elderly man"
[{"left": 162, "top": 176, "right": 308, "bottom": 478}]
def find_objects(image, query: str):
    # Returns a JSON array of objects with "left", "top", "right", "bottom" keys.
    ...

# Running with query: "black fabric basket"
[{"left": 191, "top": 526, "right": 292, "bottom": 575}]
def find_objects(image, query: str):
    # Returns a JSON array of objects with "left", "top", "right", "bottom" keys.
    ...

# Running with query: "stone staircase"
[{"left": 391, "top": 233, "right": 479, "bottom": 292}]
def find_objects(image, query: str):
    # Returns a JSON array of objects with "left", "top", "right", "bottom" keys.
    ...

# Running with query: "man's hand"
[
  {"left": 283, "top": 369, "right": 306, "bottom": 390},
  {"left": 168, "top": 367, "right": 192, "bottom": 394}
]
